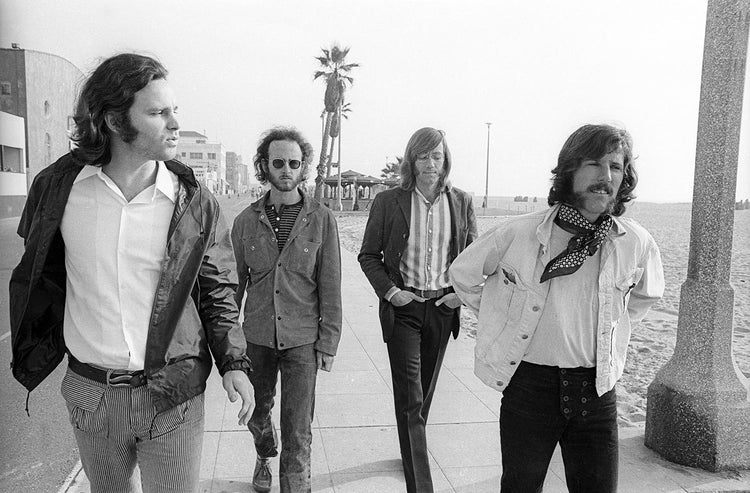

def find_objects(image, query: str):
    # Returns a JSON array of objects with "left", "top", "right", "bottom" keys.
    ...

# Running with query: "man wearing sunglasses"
[{"left": 232, "top": 127, "right": 342, "bottom": 493}]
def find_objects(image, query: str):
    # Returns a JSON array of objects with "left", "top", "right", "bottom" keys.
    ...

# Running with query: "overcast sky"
[{"left": 2, "top": 0, "right": 749, "bottom": 202}]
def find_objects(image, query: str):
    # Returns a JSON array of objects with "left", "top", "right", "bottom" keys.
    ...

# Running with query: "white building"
[
  {"left": 0, "top": 111, "right": 27, "bottom": 218},
  {"left": 176, "top": 130, "right": 227, "bottom": 194}
]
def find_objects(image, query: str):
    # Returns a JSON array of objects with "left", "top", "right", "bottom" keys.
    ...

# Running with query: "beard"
[
  {"left": 571, "top": 189, "right": 617, "bottom": 220},
  {"left": 268, "top": 172, "right": 303, "bottom": 192}
]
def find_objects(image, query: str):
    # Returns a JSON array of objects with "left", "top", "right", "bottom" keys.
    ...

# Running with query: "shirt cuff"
[{"left": 384, "top": 286, "right": 401, "bottom": 302}]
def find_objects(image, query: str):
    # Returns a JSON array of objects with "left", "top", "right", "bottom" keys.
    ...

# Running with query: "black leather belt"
[
  {"left": 69, "top": 355, "right": 147, "bottom": 388},
  {"left": 404, "top": 286, "right": 454, "bottom": 299}
]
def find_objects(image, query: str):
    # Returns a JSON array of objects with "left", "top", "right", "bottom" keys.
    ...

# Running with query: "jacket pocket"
[
  {"left": 287, "top": 237, "right": 321, "bottom": 277},
  {"left": 242, "top": 235, "right": 274, "bottom": 274},
  {"left": 61, "top": 369, "right": 107, "bottom": 435}
]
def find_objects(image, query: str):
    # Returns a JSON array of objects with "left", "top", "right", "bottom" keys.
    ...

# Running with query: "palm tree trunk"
[{"left": 315, "top": 112, "right": 333, "bottom": 200}]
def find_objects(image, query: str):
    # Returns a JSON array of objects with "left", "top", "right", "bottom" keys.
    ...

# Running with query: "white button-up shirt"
[{"left": 60, "top": 162, "right": 177, "bottom": 370}]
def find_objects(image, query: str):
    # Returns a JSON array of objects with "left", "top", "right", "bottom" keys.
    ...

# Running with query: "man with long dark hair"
[
  {"left": 450, "top": 124, "right": 665, "bottom": 492},
  {"left": 232, "top": 127, "right": 341, "bottom": 493},
  {"left": 359, "top": 127, "right": 477, "bottom": 493},
  {"left": 9, "top": 53, "right": 253, "bottom": 492}
]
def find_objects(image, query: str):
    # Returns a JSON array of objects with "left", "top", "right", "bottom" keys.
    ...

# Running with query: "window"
[
  {"left": 190, "top": 152, "right": 203, "bottom": 159},
  {"left": 0, "top": 82, "right": 10, "bottom": 95},
  {"left": 196, "top": 139, "right": 206, "bottom": 144},
  {"left": 181, "top": 152, "right": 186, "bottom": 157},
  {"left": 207, "top": 153, "right": 216, "bottom": 160},
  {"left": 1, "top": 145, "right": 23, "bottom": 173}
]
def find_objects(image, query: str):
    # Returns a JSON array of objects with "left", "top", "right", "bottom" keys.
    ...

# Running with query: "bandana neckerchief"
[{"left": 539, "top": 204, "right": 613, "bottom": 283}]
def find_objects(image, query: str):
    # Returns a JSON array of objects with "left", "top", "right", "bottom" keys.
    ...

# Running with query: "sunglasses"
[{"left": 270, "top": 158, "right": 302, "bottom": 170}]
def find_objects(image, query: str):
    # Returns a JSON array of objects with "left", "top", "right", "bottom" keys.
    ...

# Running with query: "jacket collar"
[{"left": 253, "top": 186, "right": 319, "bottom": 215}]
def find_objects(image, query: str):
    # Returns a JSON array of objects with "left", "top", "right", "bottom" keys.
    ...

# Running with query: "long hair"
[
  {"left": 70, "top": 53, "right": 168, "bottom": 166},
  {"left": 399, "top": 127, "right": 452, "bottom": 191},
  {"left": 253, "top": 127, "right": 314, "bottom": 185},
  {"left": 547, "top": 124, "right": 637, "bottom": 216}
]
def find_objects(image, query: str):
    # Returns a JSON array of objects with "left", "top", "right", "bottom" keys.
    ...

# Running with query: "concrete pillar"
[{"left": 645, "top": 0, "right": 750, "bottom": 471}]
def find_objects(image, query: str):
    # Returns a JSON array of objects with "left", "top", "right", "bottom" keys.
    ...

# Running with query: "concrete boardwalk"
[{"left": 64, "top": 249, "right": 749, "bottom": 492}]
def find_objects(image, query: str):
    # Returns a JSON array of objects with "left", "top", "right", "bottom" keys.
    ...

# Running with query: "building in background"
[
  {"left": 226, "top": 151, "right": 252, "bottom": 194},
  {"left": 176, "top": 130, "right": 227, "bottom": 194},
  {"left": 0, "top": 45, "right": 83, "bottom": 191},
  {"left": 0, "top": 112, "right": 27, "bottom": 218}
]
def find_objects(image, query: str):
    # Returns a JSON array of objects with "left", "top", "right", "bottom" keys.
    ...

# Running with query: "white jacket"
[{"left": 449, "top": 204, "right": 664, "bottom": 396}]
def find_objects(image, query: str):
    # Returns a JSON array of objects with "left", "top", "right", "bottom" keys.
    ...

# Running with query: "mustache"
[{"left": 588, "top": 183, "right": 614, "bottom": 194}]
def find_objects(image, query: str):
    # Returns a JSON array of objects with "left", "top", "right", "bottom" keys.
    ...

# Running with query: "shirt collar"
[
  {"left": 72, "top": 164, "right": 100, "bottom": 184},
  {"left": 413, "top": 187, "right": 444, "bottom": 205},
  {"left": 72, "top": 162, "right": 176, "bottom": 203},
  {"left": 154, "top": 161, "right": 177, "bottom": 203}
]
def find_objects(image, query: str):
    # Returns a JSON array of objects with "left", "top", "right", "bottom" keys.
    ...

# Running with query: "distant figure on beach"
[
  {"left": 232, "top": 127, "right": 342, "bottom": 493},
  {"left": 450, "top": 124, "right": 664, "bottom": 492},
  {"left": 9, "top": 53, "right": 253, "bottom": 493},
  {"left": 359, "top": 127, "right": 477, "bottom": 493}
]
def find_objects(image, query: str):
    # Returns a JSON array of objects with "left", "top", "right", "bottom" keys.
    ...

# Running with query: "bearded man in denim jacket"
[
  {"left": 232, "top": 127, "right": 342, "bottom": 493},
  {"left": 450, "top": 124, "right": 664, "bottom": 492}
]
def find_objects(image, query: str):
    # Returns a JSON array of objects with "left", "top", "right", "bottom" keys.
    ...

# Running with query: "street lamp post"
[
  {"left": 484, "top": 122, "right": 492, "bottom": 215},
  {"left": 336, "top": 105, "right": 343, "bottom": 211}
]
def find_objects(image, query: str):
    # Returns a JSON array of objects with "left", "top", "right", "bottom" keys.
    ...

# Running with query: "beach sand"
[{"left": 335, "top": 204, "right": 750, "bottom": 427}]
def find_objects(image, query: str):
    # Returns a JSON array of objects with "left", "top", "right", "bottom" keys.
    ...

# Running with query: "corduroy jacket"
[
  {"left": 231, "top": 189, "right": 342, "bottom": 356},
  {"left": 9, "top": 153, "right": 251, "bottom": 412}
]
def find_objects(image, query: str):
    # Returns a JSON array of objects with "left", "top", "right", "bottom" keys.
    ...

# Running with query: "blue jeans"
[
  {"left": 500, "top": 361, "right": 618, "bottom": 493},
  {"left": 246, "top": 343, "right": 317, "bottom": 493},
  {"left": 386, "top": 299, "right": 455, "bottom": 493}
]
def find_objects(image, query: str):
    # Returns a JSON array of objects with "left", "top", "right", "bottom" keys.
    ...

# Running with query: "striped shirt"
[
  {"left": 400, "top": 188, "right": 452, "bottom": 291},
  {"left": 265, "top": 200, "right": 303, "bottom": 251}
]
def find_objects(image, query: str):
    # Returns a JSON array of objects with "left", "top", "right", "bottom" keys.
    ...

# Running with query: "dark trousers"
[
  {"left": 387, "top": 299, "right": 455, "bottom": 493},
  {"left": 246, "top": 343, "right": 317, "bottom": 493},
  {"left": 500, "top": 361, "right": 618, "bottom": 493}
]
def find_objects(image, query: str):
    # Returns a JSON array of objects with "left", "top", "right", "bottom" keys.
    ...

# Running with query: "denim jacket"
[
  {"left": 232, "top": 190, "right": 342, "bottom": 356},
  {"left": 449, "top": 204, "right": 664, "bottom": 396}
]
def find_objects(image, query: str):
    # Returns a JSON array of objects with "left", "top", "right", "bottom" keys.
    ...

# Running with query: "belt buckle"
[{"left": 107, "top": 369, "right": 136, "bottom": 387}]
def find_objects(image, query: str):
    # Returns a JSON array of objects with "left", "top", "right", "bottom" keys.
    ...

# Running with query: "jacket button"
[
  {"left": 532, "top": 306, "right": 540, "bottom": 312},
  {"left": 278, "top": 263, "right": 282, "bottom": 267},
  {"left": 521, "top": 334, "right": 528, "bottom": 339},
  {"left": 275, "top": 290, "right": 280, "bottom": 294},
  {"left": 277, "top": 316, "right": 281, "bottom": 320},
  {"left": 279, "top": 343, "right": 285, "bottom": 347},
  {"left": 510, "top": 361, "right": 516, "bottom": 365},
  {"left": 304, "top": 248, "right": 309, "bottom": 253},
  {"left": 503, "top": 279, "right": 509, "bottom": 285},
  {"left": 496, "top": 381, "right": 504, "bottom": 387}
]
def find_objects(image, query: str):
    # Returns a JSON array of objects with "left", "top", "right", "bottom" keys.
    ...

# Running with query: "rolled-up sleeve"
[{"left": 627, "top": 236, "right": 665, "bottom": 328}]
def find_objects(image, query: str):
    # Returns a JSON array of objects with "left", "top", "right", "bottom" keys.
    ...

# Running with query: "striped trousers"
[{"left": 60, "top": 367, "right": 205, "bottom": 493}]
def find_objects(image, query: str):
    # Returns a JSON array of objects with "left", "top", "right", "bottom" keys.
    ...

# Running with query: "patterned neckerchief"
[{"left": 539, "top": 204, "right": 613, "bottom": 283}]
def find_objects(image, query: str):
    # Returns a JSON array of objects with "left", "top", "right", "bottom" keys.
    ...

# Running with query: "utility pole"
[{"left": 483, "top": 122, "right": 492, "bottom": 215}]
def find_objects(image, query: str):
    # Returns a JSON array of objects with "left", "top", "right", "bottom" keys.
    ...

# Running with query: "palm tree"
[
  {"left": 313, "top": 44, "right": 359, "bottom": 200},
  {"left": 381, "top": 156, "right": 402, "bottom": 180}
]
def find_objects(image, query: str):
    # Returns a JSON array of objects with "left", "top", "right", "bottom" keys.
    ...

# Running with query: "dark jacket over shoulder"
[
  {"left": 9, "top": 153, "right": 251, "bottom": 412},
  {"left": 358, "top": 186, "right": 477, "bottom": 342}
]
